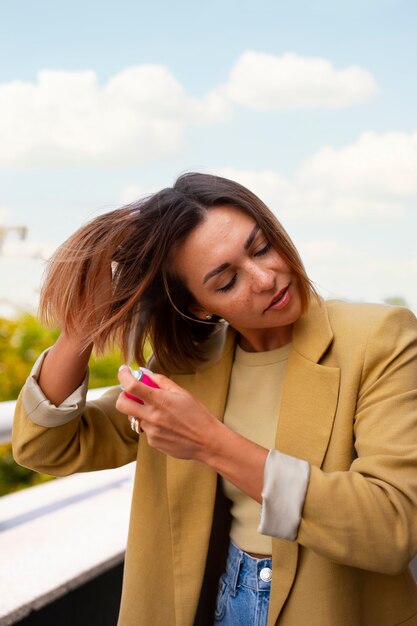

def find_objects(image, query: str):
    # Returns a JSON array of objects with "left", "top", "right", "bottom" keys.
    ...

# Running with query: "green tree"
[
  {"left": 383, "top": 296, "right": 409, "bottom": 307},
  {"left": 0, "top": 314, "right": 59, "bottom": 401},
  {"left": 0, "top": 313, "right": 150, "bottom": 496}
]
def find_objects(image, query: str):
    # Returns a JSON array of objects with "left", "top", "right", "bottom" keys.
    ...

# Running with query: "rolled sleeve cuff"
[
  {"left": 258, "top": 449, "right": 310, "bottom": 541},
  {"left": 22, "top": 348, "right": 89, "bottom": 428}
]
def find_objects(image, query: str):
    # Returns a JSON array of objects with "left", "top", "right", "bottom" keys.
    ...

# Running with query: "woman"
[{"left": 12, "top": 173, "right": 417, "bottom": 625}]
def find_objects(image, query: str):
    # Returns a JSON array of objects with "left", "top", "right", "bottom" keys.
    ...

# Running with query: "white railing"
[
  {"left": 0, "top": 460, "right": 134, "bottom": 625},
  {"left": 0, "top": 400, "right": 17, "bottom": 445},
  {"left": 0, "top": 391, "right": 133, "bottom": 625}
]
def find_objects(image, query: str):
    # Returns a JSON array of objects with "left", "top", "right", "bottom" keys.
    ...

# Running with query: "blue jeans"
[{"left": 214, "top": 541, "right": 272, "bottom": 626}]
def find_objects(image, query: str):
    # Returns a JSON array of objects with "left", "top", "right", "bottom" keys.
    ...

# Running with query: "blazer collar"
[{"left": 292, "top": 295, "right": 334, "bottom": 363}]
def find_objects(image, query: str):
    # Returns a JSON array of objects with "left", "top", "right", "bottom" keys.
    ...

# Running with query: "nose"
[{"left": 250, "top": 264, "right": 275, "bottom": 293}]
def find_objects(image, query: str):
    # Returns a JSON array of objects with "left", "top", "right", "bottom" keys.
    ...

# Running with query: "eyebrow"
[{"left": 202, "top": 224, "right": 260, "bottom": 284}]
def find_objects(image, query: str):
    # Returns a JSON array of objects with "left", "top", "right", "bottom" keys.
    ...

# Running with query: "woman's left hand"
[{"left": 116, "top": 366, "right": 219, "bottom": 461}]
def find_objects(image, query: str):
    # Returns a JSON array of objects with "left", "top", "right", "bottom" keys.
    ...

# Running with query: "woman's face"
[{"left": 171, "top": 205, "right": 304, "bottom": 351}]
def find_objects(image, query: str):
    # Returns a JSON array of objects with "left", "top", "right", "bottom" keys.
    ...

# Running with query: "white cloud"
[
  {"left": 120, "top": 184, "right": 160, "bottom": 205},
  {"left": 215, "top": 51, "right": 377, "bottom": 110},
  {"left": 219, "top": 129, "right": 417, "bottom": 220},
  {"left": 295, "top": 238, "right": 417, "bottom": 312},
  {"left": 0, "top": 51, "right": 378, "bottom": 168},
  {"left": 219, "top": 166, "right": 399, "bottom": 220},
  {"left": 219, "top": 167, "right": 294, "bottom": 212},
  {"left": 0, "top": 237, "right": 55, "bottom": 260},
  {"left": 298, "top": 131, "right": 417, "bottom": 199},
  {"left": 0, "top": 256, "right": 43, "bottom": 316},
  {"left": 0, "top": 66, "right": 230, "bottom": 168}
]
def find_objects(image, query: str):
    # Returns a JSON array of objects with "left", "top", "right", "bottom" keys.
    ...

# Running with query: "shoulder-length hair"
[{"left": 39, "top": 172, "right": 317, "bottom": 372}]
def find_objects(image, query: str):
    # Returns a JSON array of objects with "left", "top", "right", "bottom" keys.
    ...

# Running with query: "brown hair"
[{"left": 39, "top": 172, "right": 317, "bottom": 372}]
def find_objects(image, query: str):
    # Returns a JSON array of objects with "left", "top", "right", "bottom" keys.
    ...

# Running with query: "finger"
[
  {"left": 124, "top": 390, "right": 144, "bottom": 405},
  {"left": 118, "top": 366, "right": 162, "bottom": 405},
  {"left": 116, "top": 391, "right": 149, "bottom": 418},
  {"left": 118, "top": 366, "right": 150, "bottom": 397},
  {"left": 117, "top": 364, "right": 134, "bottom": 386},
  {"left": 118, "top": 366, "right": 179, "bottom": 394}
]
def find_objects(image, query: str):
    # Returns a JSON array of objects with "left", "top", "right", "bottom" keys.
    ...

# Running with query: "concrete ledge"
[
  {"left": 0, "top": 463, "right": 134, "bottom": 625},
  {"left": 0, "top": 400, "right": 19, "bottom": 445},
  {"left": 12, "top": 562, "right": 124, "bottom": 626}
]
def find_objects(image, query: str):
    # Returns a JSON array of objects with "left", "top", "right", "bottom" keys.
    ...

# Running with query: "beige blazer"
[{"left": 12, "top": 299, "right": 417, "bottom": 625}]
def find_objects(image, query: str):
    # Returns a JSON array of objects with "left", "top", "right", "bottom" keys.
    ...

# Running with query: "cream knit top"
[{"left": 222, "top": 342, "right": 291, "bottom": 554}]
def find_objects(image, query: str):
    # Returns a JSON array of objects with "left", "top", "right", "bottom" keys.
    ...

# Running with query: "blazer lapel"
[
  {"left": 276, "top": 350, "right": 340, "bottom": 465},
  {"left": 166, "top": 328, "right": 235, "bottom": 626},
  {"left": 268, "top": 298, "right": 341, "bottom": 625}
]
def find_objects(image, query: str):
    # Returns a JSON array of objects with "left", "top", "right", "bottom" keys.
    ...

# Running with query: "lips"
[{"left": 264, "top": 284, "right": 290, "bottom": 312}]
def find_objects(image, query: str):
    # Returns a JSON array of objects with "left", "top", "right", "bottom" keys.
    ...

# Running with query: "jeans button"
[{"left": 260, "top": 567, "right": 272, "bottom": 582}]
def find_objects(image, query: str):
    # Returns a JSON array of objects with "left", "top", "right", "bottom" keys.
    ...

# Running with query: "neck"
[{"left": 237, "top": 325, "right": 293, "bottom": 352}]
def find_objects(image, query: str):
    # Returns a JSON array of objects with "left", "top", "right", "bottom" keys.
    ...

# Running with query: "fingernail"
[{"left": 118, "top": 364, "right": 129, "bottom": 372}]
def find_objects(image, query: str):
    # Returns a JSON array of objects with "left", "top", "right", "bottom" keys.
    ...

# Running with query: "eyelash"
[
  {"left": 218, "top": 275, "right": 237, "bottom": 293},
  {"left": 217, "top": 242, "right": 272, "bottom": 293},
  {"left": 254, "top": 242, "right": 272, "bottom": 257}
]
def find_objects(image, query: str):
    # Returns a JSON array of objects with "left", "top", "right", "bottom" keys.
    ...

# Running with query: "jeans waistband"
[{"left": 225, "top": 541, "right": 272, "bottom": 593}]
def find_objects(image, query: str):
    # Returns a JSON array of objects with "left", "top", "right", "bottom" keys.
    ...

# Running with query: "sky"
[{"left": 0, "top": 0, "right": 416, "bottom": 317}]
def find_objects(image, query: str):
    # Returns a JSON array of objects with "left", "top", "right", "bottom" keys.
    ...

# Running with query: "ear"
[{"left": 188, "top": 306, "right": 209, "bottom": 320}]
